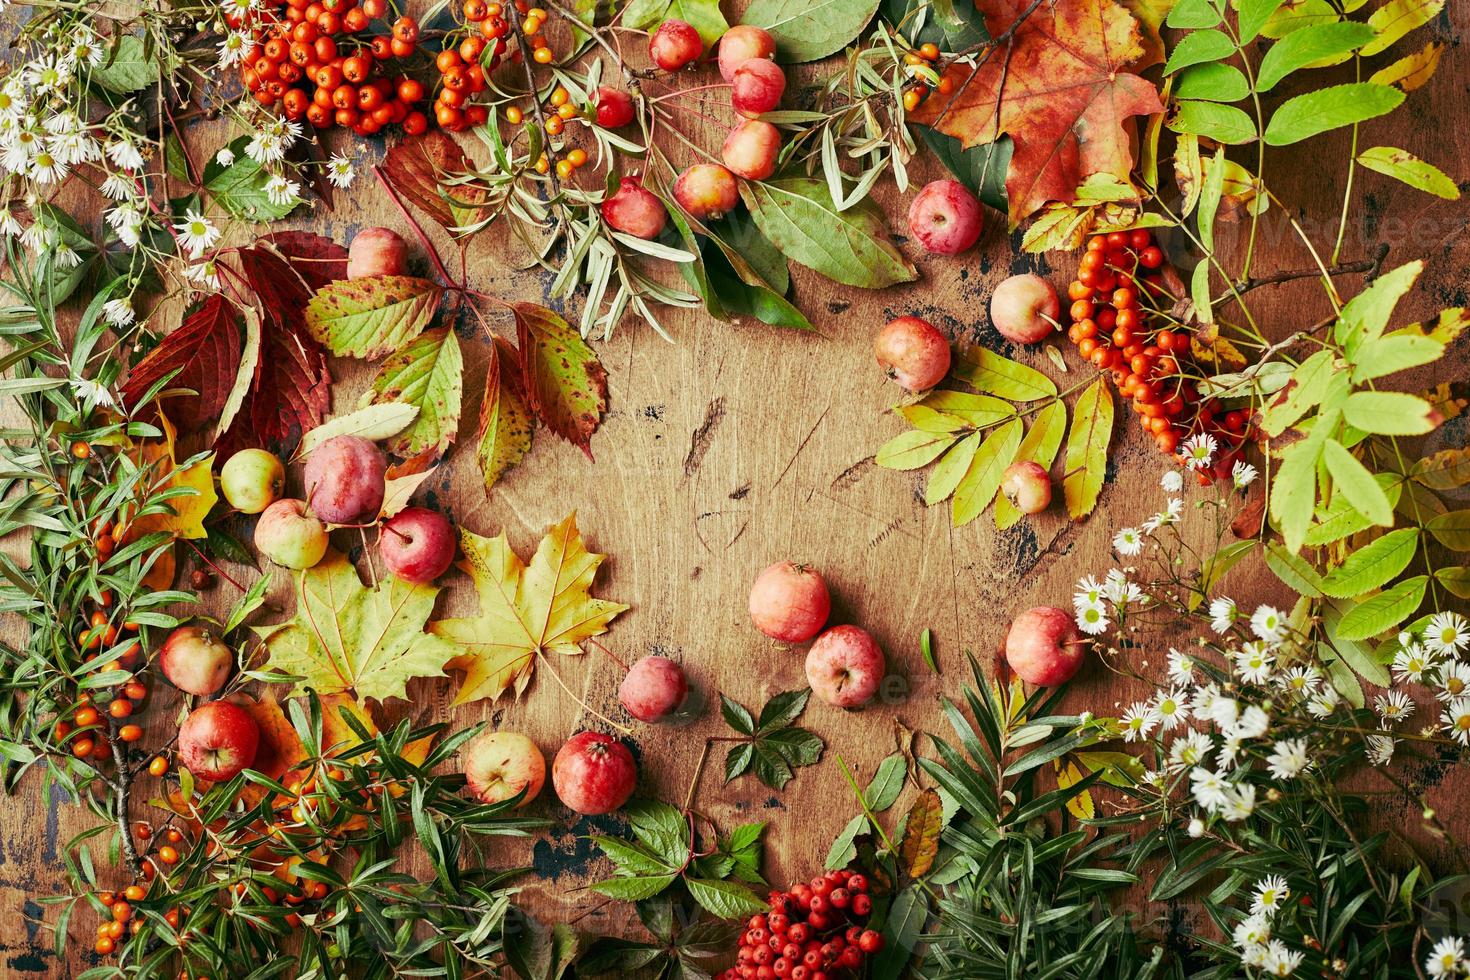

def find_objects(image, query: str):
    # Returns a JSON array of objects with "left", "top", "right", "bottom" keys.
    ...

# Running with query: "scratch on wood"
[
  {"left": 729, "top": 483, "right": 751, "bottom": 500},
  {"left": 809, "top": 490, "right": 920, "bottom": 541},
  {"left": 829, "top": 456, "right": 875, "bottom": 491},
  {"left": 771, "top": 405, "right": 830, "bottom": 491},
  {"left": 683, "top": 397, "right": 726, "bottom": 478}
]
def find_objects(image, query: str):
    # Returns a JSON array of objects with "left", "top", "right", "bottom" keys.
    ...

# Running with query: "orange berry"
[
  {"left": 75, "top": 706, "right": 100, "bottom": 727},
  {"left": 919, "top": 42, "right": 940, "bottom": 60},
  {"left": 556, "top": 103, "right": 576, "bottom": 119},
  {"left": 158, "top": 845, "right": 179, "bottom": 865},
  {"left": 544, "top": 113, "right": 562, "bottom": 134},
  {"left": 108, "top": 698, "right": 133, "bottom": 719},
  {"left": 95, "top": 937, "right": 115, "bottom": 955},
  {"left": 119, "top": 724, "right": 143, "bottom": 742},
  {"left": 124, "top": 679, "right": 147, "bottom": 701},
  {"left": 532, "top": 44, "right": 553, "bottom": 63},
  {"left": 98, "top": 891, "right": 116, "bottom": 906},
  {"left": 567, "top": 148, "right": 588, "bottom": 167},
  {"left": 505, "top": 105, "right": 523, "bottom": 124},
  {"left": 556, "top": 159, "right": 574, "bottom": 178},
  {"left": 166, "top": 828, "right": 183, "bottom": 843},
  {"left": 549, "top": 85, "right": 568, "bottom": 106},
  {"left": 72, "top": 441, "right": 92, "bottom": 459},
  {"left": 148, "top": 756, "right": 168, "bottom": 777},
  {"left": 112, "top": 901, "right": 131, "bottom": 923},
  {"left": 124, "top": 884, "right": 146, "bottom": 902},
  {"left": 135, "top": 823, "right": 153, "bottom": 840}
]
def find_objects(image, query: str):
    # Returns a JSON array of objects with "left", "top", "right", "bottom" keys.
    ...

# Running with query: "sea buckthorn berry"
[
  {"left": 120, "top": 724, "right": 143, "bottom": 742},
  {"left": 533, "top": 45, "right": 554, "bottom": 63},
  {"left": 919, "top": 42, "right": 940, "bottom": 60},
  {"left": 148, "top": 756, "right": 168, "bottom": 777}
]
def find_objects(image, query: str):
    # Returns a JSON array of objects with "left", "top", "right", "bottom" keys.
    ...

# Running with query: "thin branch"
[{"left": 1229, "top": 242, "right": 1390, "bottom": 297}]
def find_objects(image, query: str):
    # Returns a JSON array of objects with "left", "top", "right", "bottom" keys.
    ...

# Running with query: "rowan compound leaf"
[
  {"left": 430, "top": 514, "right": 629, "bottom": 705},
  {"left": 304, "top": 276, "right": 444, "bottom": 359},
  {"left": 515, "top": 304, "right": 607, "bottom": 455},
  {"left": 478, "top": 337, "right": 535, "bottom": 490},
  {"left": 910, "top": 0, "right": 1164, "bottom": 223},
  {"left": 1062, "top": 378, "right": 1114, "bottom": 519},
  {"left": 121, "top": 294, "right": 241, "bottom": 435},
  {"left": 259, "top": 551, "right": 460, "bottom": 704},
  {"left": 1356, "top": 146, "right": 1460, "bottom": 200},
  {"left": 952, "top": 418, "right": 1023, "bottom": 527},
  {"left": 1369, "top": 40, "right": 1443, "bottom": 91},
  {"left": 361, "top": 327, "right": 464, "bottom": 459}
]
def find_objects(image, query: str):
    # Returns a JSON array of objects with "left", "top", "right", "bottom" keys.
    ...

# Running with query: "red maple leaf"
[
  {"left": 911, "top": 0, "right": 1162, "bottom": 224},
  {"left": 120, "top": 294, "right": 241, "bottom": 435}
]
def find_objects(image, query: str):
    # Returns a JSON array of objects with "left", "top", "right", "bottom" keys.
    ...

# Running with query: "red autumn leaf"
[
  {"left": 514, "top": 303, "right": 607, "bottom": 458},
  {"left": 120, "top": 294, "right": 241, "bottom": 435},
  {"left": 260, "top": 230, "right": 348, "bottom": 290},
  {"left": 380, "top": 131, "right": 487, "bottom": 232},
  {"left": 910, "top": 0, "right": 1163, "bottom": 224}
]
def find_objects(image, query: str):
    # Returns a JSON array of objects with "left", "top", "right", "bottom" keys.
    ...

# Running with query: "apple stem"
[
  {"left": 182, "top": 538, "right": 246, "bottom": 592},
  {"left": 360, "top": 527, "right": 379, "bottom": 591},
  {"left": 1039, "top": 312, "right": 1064, "bottom": 330},
  {"left": 537, "top": 653, "right": 633, "bottom": 736}
]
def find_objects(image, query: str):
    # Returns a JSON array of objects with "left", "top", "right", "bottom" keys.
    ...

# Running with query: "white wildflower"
[
  {"left": 100, "top": 297, "right": 134, "bottom": 327},
  {"left": 1153, "top": 687, "right": 1191, "bottom": 731},
  {"left": 326, "top": 153, "right": 356, "bottom": 188},
  {"left": 1250, "top": 604, "right": 1287, "bottom": 644},
  {"left": 1113, "top": 527, "right": 1143, "bottom": 556},
  {"left": 174, "top": 209, "right": 220, "bottom": 257},
  {"left": 1234, "top": 642, "right": 1275, "bottom": 685},
  {"left": 1277, "top": 666, "right": 1320, "bottom": 698},
  {"left": 1426, "top": 936, "right": 1466, "bottom": 977},
  {"left": 1075, "top": 604, "right": 1109, "bottom": 635},
  {"left": 1074, "top": 575, "right": 1105, "bottom": 610},
  {"left": 1442, "top": 697, "right": 1470, "bottom": 746},
  {"left": 1306, "top": 685, "right": 1340, "bottom": 718},
  {"left": 1167, "top": 730, "right": 1212, "bottom": 772},
  {"left": 264, "top": 174, "right": 299, "bottom": 207},
  {"left": 1120, "top": 702, "right": 1160, "bottom": 743},
  {"left": 1263, "top": 940, "right": 1303, "bottom": 976},
  {"left": 1392, "top": 643, "right": 1437, "bottom": 684},
  {"left": 1209, "top": 596, "right": 1237, "bottom": 634},
  {"left": 1437, "top": 660, "right": 1470, "bottom": 702},
  {"left": 1375, "top": 689, "right": 1414, "bottom": 725},
  {"left": 1265, "top": 738, "right": 1310, "bottom": 780},
  {"left": 1161, "top": 470, "right": 1184, "bottom": 493},
  {"left": 1366, "top": 734, "right": 1396, "bottom": 766},
  {"left": 217, "top": 31, "right": 255, "bottom": 68},
  {"left": 1181, "top": 432, "right": 1217, "bottom": 470},
  {"left": 1426, "top": 612, "right": 1470, "bottom": 657},
  {"left": 1186, "top": 815, "right": 1205, "bottom": 838},
  {"left": 185, "top": 259, "right": 221, "bottom": 289},
  {"left": 1166, "top": 648, "right": 1196, "bottom": 686},
  {"left": 1231, "top": 460, "right": 1258, "bottom": 488},
  {"left": 1222, "top": 783, "right": 1257, "bottom": 822},
  {"left": 1232, "top": 705, "right": 1271, "bottom": 740},
  {"left": 215, "top": 147, "right": 236, "bottom": 167},
  {"left": 1233, "top": 912, "right": 1271, "bottom": 949},
  {"left": 1190, "top": 767, "right": 1230, "bottom": 811}
]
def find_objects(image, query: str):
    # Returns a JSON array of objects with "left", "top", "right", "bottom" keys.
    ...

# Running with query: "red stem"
[{"left": 182, "top": 537, "right": 246, "bottom": 592}]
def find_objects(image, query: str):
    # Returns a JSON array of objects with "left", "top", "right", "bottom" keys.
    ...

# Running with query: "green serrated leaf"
[
  {"left": 1334, "top": 576, "right": 1427, "bottom": 640},
  {"left": 1320, "top": 527, "right": 1419, "bottom": 598},
  {"left": 1263, "top": 83, "right": 1405, "bottom": 146},
  {"left": 305, "top": 276, "right": 443, "bottom": 359},
  {"left": 953, "top": 418, "right": 1023, "bottom": 527},
  {"left": 1062, "top": 380, "right": 1113, "bottom": 520},
  {"left": 743, "top": 0, "right": 880, "bottom": 62},
  {"left": 362, "top": 327, "right": 463, "bottom": 459}
]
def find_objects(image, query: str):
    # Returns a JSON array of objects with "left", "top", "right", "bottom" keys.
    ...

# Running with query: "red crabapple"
[
  {"left": 602, "top": 176, "right": 668, "bottom": 240},
  {"left": 674, "top": 164, "right": 740, "bottom": 221},
  {"left": 748, "top": 561, "right": 831, "bottom": 642},
  {"left": 552, "top": 731, "right": 638, "bottom": 815},
  {"left": 805, "top": 625, "right": 884, "bottom": 708},
  {"left": 619, "top": 656, "right": 689, "bottom": 722},
  {"left": 1005, "top": 606, "right": 1087, "bottom": 686},
  {"left": 462, "top": 730, "right": 546, "bottom": 807},
  {"left": 347, "top": 227, "right": 408, "bottom": 279},
  {"left": 594, "top": 86, "right": 636, "bottom": 128},
  {"left": 721, "top": 119, "right": 781, "bottom": 180},
  {"left": 906, "top": 179, "right": 983, "bottom": 255},
  {"left": 990, "top": 273, "right": 1060, "bottom": 344},
  {"left": 159, "top": 625, "right": 233, "bottom": 697},
  {"left": 1001, "top": 461, "right": 1052, "bottom": 515},
  {"left": 718, "top": 24, "right": 776, "bottom": 81},
  {"left": 649, "top": 19, "right": 702, "bottom": 71},
  {"left": 304, "top": 435, "right": 386, "bottom": 525},
  {"left": 731, "top": 58, "right": 785, "bottom": 118},
  {"left": 379, "top": 506, "right": 456, "bottom": 584},
  {"left": 178, "top": 701, "right": 260, "bottom": 782},
  {"left": 874, "top": 316, "right": 950, "bottom": 392}
]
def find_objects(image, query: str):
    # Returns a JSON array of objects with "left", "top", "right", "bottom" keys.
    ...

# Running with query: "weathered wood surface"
[{"left": 3, "top": 7, "right": 1469, "bottom": 973}]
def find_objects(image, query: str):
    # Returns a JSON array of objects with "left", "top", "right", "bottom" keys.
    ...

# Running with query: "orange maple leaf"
[{"left": 912, "top": 0, "right": 1163, "bottom": 225}]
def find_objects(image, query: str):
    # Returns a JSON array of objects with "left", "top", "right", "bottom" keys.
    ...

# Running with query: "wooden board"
[{"left": 3, "top": 12, "right": 1469, "bottom": 974}]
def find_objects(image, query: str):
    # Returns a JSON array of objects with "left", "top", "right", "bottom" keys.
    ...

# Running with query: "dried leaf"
[
  {"left": 130, "top": 413, "right": 217, "bottom": 541},
  {"left": 379, "top": 465, "right": 440, "bottom": 520},
  {"left": 305, "top": 276, "right": 443, "bottom": 359},
  {"left": 380, "top": 132, "right": 488, "bottom": 232},
  {"left": 515, "top": 304, "right": 607, "bottom": 456},
  {"left": 899, "top": 788, "right": 943, "bottom": 878},
  {"left": 296, "top": 403, "right": 420, "bottom": 458},
  {"left": 121, "top": 294, "right": 241, "bottom": 435}
]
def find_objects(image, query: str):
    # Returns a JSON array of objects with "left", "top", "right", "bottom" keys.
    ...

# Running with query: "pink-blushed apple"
[
  {"left": 1004, "top": 606, "right": 1087, "bottom": 686},
  {"left": 619, "top": 656, "right": 689, "bottom": 722},
  {"left": 462, "top": 730, "right": 546, "bottom": 807},
  {"left": 254, "top": 499, "right": 328, "bottom": 570},
  {"left": 990, "top": 273, "right": 1060, "bottom": 344},
  {"left": 907, "top": 179, "right": 983, "bottom": 255},
  {"left": 874, "top": 316, "right": 951, "bottom": 392},
  {"left": 806, "top": 625, "right": 885, "bottom": 708},
  {"left": 178, "top": 701, "right": 260, "bottom": 782},
  {"left": 552, "top": 731, "right": 638, "bottom": 815},
  {"left": 648, "top": 19, "right": 702, "bottom": 71},
  {"left": 347, "top": 227, "right": 408, "bottom": 279},
  {"left": 718, "top": 24, "right": 776, "bottom": 81},
  {"left": 219, "top": 449, "right": 284, "bottom": 515},
  {"left": 731, "top": 58, "right": 785, "bottom": 118},
  {"left": 721, "top": 119, "right": 781, "bottom": 180},
  {"left": 379, "top": 507, "right": 455, "bottom": 584},
  {"left": 749, "top": 561, "right": 831, "bottom": 642},
  {"left": 1001, "top": 461, "right": 1052, "bottom": 515},
  {"left": 304, "top": 434, "right": 386, "bottom": 525},
  {"left": 594, "top": 86, "right": 636, "bottom": 128},
  {"left": 601, "top": 176, "right": 667, "bottom": 240},
  {"left": 159, "top": 625, "right": 233, "bottom": 697},
  {"left": 674, "top": 164, "right": 740, "bottom": 221}
]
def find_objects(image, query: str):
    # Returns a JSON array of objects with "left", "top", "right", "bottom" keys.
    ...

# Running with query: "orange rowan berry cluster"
[{"left": 430, "top": 0, "right": 514, "bottom": 131}]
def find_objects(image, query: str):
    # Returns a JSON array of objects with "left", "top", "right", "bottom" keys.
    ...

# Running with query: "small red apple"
[
  {"left": 1004, "top": 606, "right": 1087, "bottom": 686},
  {"left": 648, "top": 19, "right": 702, "bottom": 71},
  {"left": 721, "top": 119, "right": 781, "bottom": 180},
  {"left": 552, "top": 731, "right": 638, "bottom": 815},
  {"left": 602, "top": 176, "right": 668, "bottom": 240},
  {"left": 304, "top": 435, "right": 386, "bottom": 526},
  {"left": 907, "top": 179, "right": 983, "bottom": 254},
  {"left": 805, "top": 625, "right": 884, "bottom": 708},
  {"left": 1001, "top": 461, "right": 1052, "bottom": 515},
  {"left": 379, "top": 507, "right": 455, "bottom": 584},
  {"left": 718, "top": 24, "right": 776, "bottom": 81},
  {"left": 178, "top": 701, "right": 260, "bottom": 782},
  {"left": 731, "top": 58, "right": 786, "bottom": 118},
  {"left": 254, "top": 499, "right": 328, "bottom": 570},
  {"left": 619, "top": 656, "right": 689, "bottom": 722},
  {"left": 990, "top": 273, "right": 1060, "bottom": 344},
  {"left": 347, "top": 227, "right": 408, "bottom": 279},
  {"left": 159, "top": 625, "right": 233, "bottom": 697},
  {"left": 749, "top": 561, "right": 831, "bottom": 642},
  {"left": 463, "top": 730, "right": 546, "bottom": 807},
  {"left": 874, "top": 316, "right": 951, "bottom": 392},
  {"left": 594, "top": 86, "right": 636, "bottom": 128}
]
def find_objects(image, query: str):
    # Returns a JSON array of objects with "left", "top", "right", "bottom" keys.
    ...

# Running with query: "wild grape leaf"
[
  {"left": 910, "top": 0, "right": 1164, "bottom": 223},
  {"left": 305, "top": 276, "right": 443, "bottom": 359},
  {"left": 515, "top": 304, "right": 607, "bottom": 457},
  {"left": 720, "top": 690, "right": 825, "bottom": 789},
  {"left": 121, "top": 294, "right": 241, "bottom": 434},
  {"left": 380, "top": 131, "right": 488, "bottom": 232},
  {"left": 360, "top": 326, "right": 464, "bottom": 460},
  {"left": 259, "top": 231, "right": 349, "bottom": 290},
  {"left": 478, "top": 336, "right": 535, "bottom": 490},
  {"left": 430, "top": 513, "right": 629, "bottom": 705},
  {"left": 258, "top": 550, "right": 460, "bottom": 704}
]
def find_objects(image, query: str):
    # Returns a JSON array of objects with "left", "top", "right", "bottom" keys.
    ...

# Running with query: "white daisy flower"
[
  {"left": 1190, "top": 767, "right": 1230, "bottom": 811},
  {"left": 1222, "top": 783, "right": 1257, "bottom": 822},
  {"left": 27, "top": 56, "right": 71, "bottom": 96},
  {"left": 106, "top": 205, "right": 144, "bottom": 248},
  {"left": 217, "top": 31, "right": 255, "bottom": 68},
  {"left": 1276, "top": 666, "right": 1320, "bottom": 698},
  {"left": 1242, "top": 942, "right": 1271, "bottom": 968},
  {"left": 185, "top": 259, "right": 221, "bottom": 289},
  {"left": 1113, "top": 527, "right": 1143, "bottom": 556},
  {"left": 264, "top": 174, "right": 300, "bottom": 207},
  {"left": 326, "top": 153, "right": 356, "bottom": 188},
  {"left": 1217, "top": 734, "right": 1244, "bottom": 769},
  {"left": 71, "top": 377, "right": 116, "bottom": 409},
  {"left": 29, "top": 148, "right": 67, "bottom": 184},
  {"left": 1426, "top": 612, "right": 1470, "bottom": 657},
  {"left": 1181, "top": 432, "right": 1217, "bottom": 470},
  {"left": 1120, "top": 702, "right": 1160, "bottom": 742},
  {"left": 1250, "top": 604, "right": 1287, "bottom": 644},
  {"left": 1375, "top": 689, "right": 1414, "bottom": 725},
  {"left": 1231, "top": 705, "right": 1270, "bottom": 739},
  {"left": 1426, "top": 936, "right": 1466, "bottom": 977},
  {"left": 1437, "top": 661, "right": 1470, "bottom": 702},
  {"left": 1142, "top": 497, "right": 1184, "bottom": 532},
  {"left": 0, "top": 81, "right": 26, "bottom": 123},
  {"left": 99, "top": 172, "right": 135, "bottom": 201},
  {"left": 1153, "top": 687, "right": 1191, "bottom": 731},
  {"left": 105, "top": 138, "right": 145, "bottom": 172},
  {"left": 1167, "top": 648, "right": 1196, "bottom": 686},
  {"left": 1075, "top": 604, "right": 1109, "bottom": 635},
  {"left": 245, "top": 131, "right": 283, "bottom": 164},
  {"left": 215, "top": 147, "right": 236, "bottom": 168},
  {"left": 1187, "top": 815, "right": 1205, "bottom": 837},
  {"left": 101, "top": 297, "right": 134, "bottom": 327},
  {"left": 1193, "top": 684, "right": 1237, "bottom": 727},
  {"left": 1442, "top": 697, "right": 1470, "bottom": 746},
  {"left": 1167, "top": 730, "right": 1212, "bottom": 772},
  {"left": 69, "top": 32, "right": 105, "bottom": 68},
  {"left": 1161, "top": 470, "right": 1184, "bottom": 493},
  {"left": 1102, "top": 569, "right": 1132, "bottom": 605},
  {"left": 0, "top": 209, "right": 21, "bottom": 237},
  {"left": 1233, "top": 912, "right": 1271, "bottom": 949},
  {"left": 174, "top": 209, "right": 220, "bottom": 257},
  {"left": 1233, "top": 642, "right": 1275, "bottom": 685},
  {"left": 1231, "top": 459, "right": 1258, "bottom": 488},
  {"left": 1392, "top": 644, "right": 1437, "bottom": 684},
  {"left": 1366, "top": 734, "right": 1396, "bottom": 766},
  {"left": 53, "top": 244, "right": 81, "bottom": 269},
  {"left": 53, "top": 130, "right": 100, "bottom": 166},
  {"left": 1209, "top": 596, "right": 1237, "bottom": 634},
  {"left": 1074, "top": 575, "right": 1105, "bottom": 609},
  {"left": 1263, "top": 940, "right": 1303, "bottom": 976},
  {"left": 1265, "top": 738, "right": 1310, "bottom": 780},
  {"left": 1306, "top": 686, "right": 1341, "bottom": 718}
]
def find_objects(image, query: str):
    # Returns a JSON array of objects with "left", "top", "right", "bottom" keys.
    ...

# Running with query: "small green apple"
[
  {"left": 254, "top": 499, "right": 328, "bottom": 569},
  {"left": 221, "top": 449, "right": 285, "bottom": 515}
]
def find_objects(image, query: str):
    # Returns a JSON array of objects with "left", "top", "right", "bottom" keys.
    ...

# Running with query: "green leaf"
[
  {"left": 477, "top": 337, "right": 535, "bottom": 491},
  {"left": 1343, "top": 391, "right": 1435, "bottom": 435},
  {"left": 996, "top": 401, "right": 1066, "bottom": 530},
  {"left": 1163, "top": 29, "right": 1237, "bottom": 74},
  {"left": 1306, "top": 473, "right": 1402, "bottom": 546},
  {"left": 740, "top": 179, "right": 916, "bottom": 288},
  {"left": 952, "top": 347, "right": 1057, "bottom": 401},
  {"left": 863, "top": 753, "right": 909, "bottom": 812},
  {"left": 1236, "top": 0, "right": 1288, "bottom": 42},
  {"left": 1175, "top": 62, "right": 1250, "bottom": 102},
  {"left": 876, "top": 429, "right": 959, "bottom": 470},
  {"left": 515, "top": 303, "right": 608, "bottom": 453},
  {"left": 1320, "top": 527, "right": 1420, "bottom": 598},
  {"left": 1062, "top": 379, "right": 1114, "bottom": 520},
  {"left": 896, "top": 405, "right": 970, "bottom": 433},
  {"left": 925, "top": 432, "right": 981, "bottom": 505},
  {"left": 1336, "top": 260, "right": 1422, "bottom": 354},
  {"left": 1270, "top": 410, "right": 1334, "bottom": 553},
  {"left": 1427, "top": 510, "right": 1470, "bottom": 551},
  {"left": 305, "top": 276, "right": 443, "bottom": 359},
  {"left": 589, "top": 875, "right": 681, "bottom": 902},
  {"left": 919, "top": 130, "right": 1012, "bottom": 213},
  {"left": 1197, "top": 146, "right": 1226, "bottom": 252},
  {"left": 202, "top": 136, "right": 300, "bottom": 221},
  {"left": 361, "top": 327, "right": 463, "bottom": 459},
  {"left": 1167, "top": 0, "right": 1223, "bottom": 27},
  {"left": 1263, "top": 83, "right": 1405, "bottom": 146},
  {"left": 297, "top": 402, "right": 420, "bottom": 457},
  {"left": 1335, "top": 575, "right": 1427, "bottom": 640},
  {"left": 743, "top": 0, "right": 880, "bottom": 62},
  {"left": 1351, "top": 333, "right": 1445, "bottom": 382},
  {"left": 1435, "top": 566, "right": 1470, "bottom": 599},
  {"left": 872, "top": 886, "right": 926, "bottom": 980},
  {"left": 1320, "top": 441, "right": 1396, "bottom": 529},
  {"left": 1356, "top": 146, "right": 1461, "bottom": 200},
  {"left": 918, "top": 391, "right": 1016, "bottom": 426},
  {"left": 757, "top": 689, "right": 811, "bottom": 731},
  {"left": 725, "top": 742, "right": 755, "bottom": 782},
  {"left": 1256, "top": 22, "right": 1375, "bottom": 91},
  {"left": 720, "top": 695, "right": 756, "bottom": 735},
  {"left": 824, "top": 815, "right": 867, "bottom": 871},
  {"left": 686, "top": 878, "right": 767, "bottom": 919},
  {"left": 953, "top": 419, "right": 1023, "bottom": 527},
  {"left": 1323, "top": 601, "right": 1392, "bottom": 686},
  {"left": 620, "top": 0, "right": 729, "bottom": 44},
  {"left": 628, "top": 799, "right": 692, "bottom": 866},
  {"left": 1168, "top": 101, "right": 1258, "bottom": 144},
  {"left": 1259, "top": 349, "right": 1336, "bottom": 437},
  {"left": 93, "top": 35, "right": 162, "bottom": 93},
  {"left": 594, "top": 835, "right": 679, "bottom": 876},
  {"left": 1360, "top": 0, "right": 1444, "bottom": 56},
  {"left": 696, "top": 240, "right": 815, "bottom": 331}
]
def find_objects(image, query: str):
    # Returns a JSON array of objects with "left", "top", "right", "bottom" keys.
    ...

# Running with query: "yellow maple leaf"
[
  {"left": 129, "top": 412, "right": 217, "bottom": 540},
  {"left": 432, "top": 512, "right": 629, "bottom": 705}
]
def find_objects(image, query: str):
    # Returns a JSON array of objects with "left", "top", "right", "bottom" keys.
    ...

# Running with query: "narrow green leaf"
[
  {"left": 1356, "top": 146, "right": 1461, "bottom": 200},
  {"left": 1263, "top": 83, "right": 1405, "bottom": 146},
  {"left": 1335, "top": 576, "right": 1427, "bottom": 640},
  {"left": 952, "top": 419, "right": 1023, "bottom": 527},
  {"left": 1062, "top": 380, "right": 1113, "bottom": 520},
  {"left": 1319, "top": 527, "right": 1419, "bottom": 598},
  {"left": 876, "top": 429, "right": 959, "bottom": 470},
  {"left": 1320, "top": 441, "right": 1395, "bottom": 529},
  {"left": 1256, "top": 22, "right": 1375, "bottom": 91}
]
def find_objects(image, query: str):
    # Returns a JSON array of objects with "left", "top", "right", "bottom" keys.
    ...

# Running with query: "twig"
[
  {"left": 1229, "top": 242, "right": 1389, "bottom": 296},
  {"left": 505, "top": 3, "right": 562, "bottom": 199},
  {"left": 107, "top": 721, "right": 142, "bottom": 872}
]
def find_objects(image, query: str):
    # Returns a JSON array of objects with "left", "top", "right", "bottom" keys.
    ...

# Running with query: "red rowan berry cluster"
[
  {"left": 720, "top": 869, "right": 885, "bottom": 980},
  {"left": 1065, "top": 229, "right": 1251, "bottom": 477}
]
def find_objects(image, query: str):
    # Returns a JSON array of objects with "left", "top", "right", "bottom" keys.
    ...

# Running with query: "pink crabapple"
[
  {"left": 1001, "top": 461, "right": 1052, "bottom": 515},
  {"left": 718, "top": 24, "right": 776, "bottom": 81},
  {"left": 602, "top": 176, "right": 668, "bottom": 240},
  {"left": 379, "top": 506, "right": 456, "bottom": 584},
  {"left": 346, "top": 227, "right": 408, "bottom": 279},
  {"left": 748, "top": 560, "right": 831, "bottom": 642},
  {"left": 1004, "top": 606, "right": 1087, "bottom": 686},
  {"left": 805, "top": 625, "right": 885, "bottom": 708},
  {"left": 674, "top": 164, "right": 740, "bottom": 221},
  {"left": 873, "top": 316, "right": 950, "bottom": 392},
  {"left": 303, "top": 435, "right": 386, "bottom": 525},
  {"left": 731, "top": 58, "right": 785, "bottom": 118},
  {"left": 463, "top": 731, "right": 546, "bottom": 807},
  {"left": 254, "top": 499, "right": 329, "bottom": 570},
  {"left": 649, "top": 19, "right": 702, "bottom": 71},
  {"left": 721, "top": 119, "right": 781, "bottom": 180},
  {"left": 906, "top": 179, "right": 984, "bottom": 255},
  {"left": 990, "top": 273, "right": 1060, "bottom": 344},
  {"left": 594, "top": 86, "right": 636, "bottom": 128},
  {"left": 619, "top": 656, "right": 690, "bottom": 722},
  {"left": 178, "top": 701, "right": 260, "bottom": 782},
  {"left": 552, "top": 731, "right": 638, "bottom": 815},
  {"left": 159, "top": 625, "right": 233, "bottom": 697}
]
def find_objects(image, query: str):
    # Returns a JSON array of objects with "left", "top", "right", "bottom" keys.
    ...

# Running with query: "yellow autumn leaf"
[
  {"left": 1055, "top": 759, "right": 1096, "bottom": 820},
  {"left": 130, "top": 412, "right": 217, "bottom": 540},
  {"left": 431, "top": 512, "right": 629, "bottom": 705}
]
